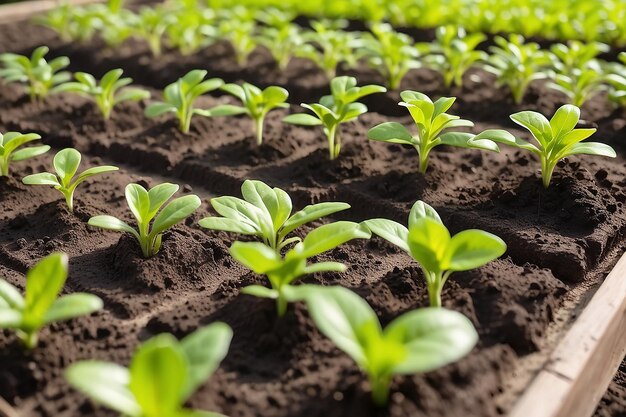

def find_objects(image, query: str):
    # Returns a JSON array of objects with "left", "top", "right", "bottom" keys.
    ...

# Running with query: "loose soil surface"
[{"left": 0, "top": 16, "right": 625, "bottom": 417}]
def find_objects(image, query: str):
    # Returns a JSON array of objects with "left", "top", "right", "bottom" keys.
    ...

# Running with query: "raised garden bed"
[{"left": 0, "top": 2, "right": 625, "bottom": 417}]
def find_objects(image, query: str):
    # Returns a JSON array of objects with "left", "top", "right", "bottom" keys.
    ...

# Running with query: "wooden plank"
[
  {"left": 510, "top": 251, "right": 626, "bottom": 417},
  {"left": 0, "top": 0, "right": 101, "bottom": 24}
]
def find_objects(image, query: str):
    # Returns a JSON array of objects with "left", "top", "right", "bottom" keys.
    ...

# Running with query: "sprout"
[
  {"left": 22, "top": 148, "right": 118, "bottom": 212},
  {"left": 0, "top": 131, "right": 49, "bottom": 177},
  {"left": 88, "top": 183, "right": 201, "bottom": 257}
]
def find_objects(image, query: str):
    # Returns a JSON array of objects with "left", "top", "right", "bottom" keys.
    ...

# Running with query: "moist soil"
[{"left": 0, "top": 16, "right": 625, "bottom": 417}]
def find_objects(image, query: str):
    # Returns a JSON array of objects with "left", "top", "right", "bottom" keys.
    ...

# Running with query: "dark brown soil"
[{"left": 0, "top": 17, "right": 625, "bottom": 417}]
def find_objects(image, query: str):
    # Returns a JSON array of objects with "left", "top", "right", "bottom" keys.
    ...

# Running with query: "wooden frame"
[{"left": 0, "top": 1, "right": 624, "bottom": 416}]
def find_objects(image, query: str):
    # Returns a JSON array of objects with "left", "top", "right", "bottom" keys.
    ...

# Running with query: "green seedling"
[
  {"left": 218, "top": 7, "right": 257, "bottom": 66},
  {"left": 0, "top": 131, "right": 49, "bottom": 177},
  {"left": 607, "top": 53, "right": 626, "bottom": 106},
  {"left": 208, "top": 83, "right": 289, "bottom": 145},
  {"left": 359, "top": 23, "right": 421, "bottom": 90},
  {"left": 22, "top": 148, "right": 118, "bottom": 213},
  {"left": 88, "top": 183, "right": 201, "bottom": 257},
  {"left": 0, "top": 46, "right": 71, "bottom": 100},
  {"left": 53, "top": 69, "right": 150, "bottom": 119},
  {"left": 489, "top": 104, "right": 616, "bottom": 187},
  {"left": 364, "top": 200, "right": 506, "bottom": 307},
  {"left": 298, "top": 19, "right": 361, "bottom": 80},
  {"left": 131, "top": 6, "right": 172, "bottom": 56},
  {"left": 418, "top": 25, "right": 487, "bottom": 88},
  {"left": 258, "top": 23, "right": 307, "bottom": 70},
  {"left": 0, "top": 252, "right": 102, "bottom": 349},
  {"left": 66, "top": 323, "right": 232, "bottom": 417},
  {"left": 368, "top": 91, "right": 513, "bottom": 173},
  {"left": 199, "top": 179, "right": 350, "bottom": 252},
  {"left": 145, "top": 70, "right": 223, "bottom": 133},
  {"left": 167, "top": 8, "right": 217, "bottom": 55},
  {"left": 231, "top": 221, "right": 371, "bottom": 316},
  {"left": 547, "top": 61, "right": 608, "bottom": 107},
  {"left": 36, "top": 3, "right": 102, "bottom": 43},
  {"left": 483, "top": 35, "right": 554, "bottom": 104},
  {"left": 283, "top": 76, "right": 386, "bottom": 159},
  {"left": 550, "top": 40, "right": 610, "bottom": 74},
  {"left": 297, "top": 285, "right": 477, "bottom": 405}
]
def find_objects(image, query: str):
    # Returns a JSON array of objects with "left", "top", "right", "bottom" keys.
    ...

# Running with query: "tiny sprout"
[
  {"left": 88, "top": 182, "right": 201, "bottom": 257},
  {"left": 0, "top": 252, "right": 103, "bottom": 349},
  {"left": 22, "top": 148, "right": 118, "bottom": 212},
  {"left": 0, "top": 131, "right": 49, "bottom": 177}
]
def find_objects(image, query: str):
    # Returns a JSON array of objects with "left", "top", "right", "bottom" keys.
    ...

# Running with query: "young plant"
[
  {"left": 359, "top": 23, "right": 421, "bottom": 90},
  {"left": 547, "top": 61, "right": 608, "bottom": 107},
  {"left": 364, "top": 200, "right": 506, "bottom": 307},
  {"left": 298, "top": 19, "right": 361, "bottom": 80},
  {"left": 418, "top": 25, "right": 487, "bottom": 88},
  {"left": 283, "top": 76, "right": 386, "bottom": 159},
  {"left": 208, "top": 83, "right": 289, "bottom": 145},
  {"left": 0, "top": 131, "right": 49, "bottom": 177},
  {"left": 22, "top": 148, "right": 118, "bottom": 213},
  {"left": 166, "top": 8, "right": 217, "bottom": 56},
  {"left": 607, "top": 53, "right": 626, "bottom": 106},
  {"left": 483, "top": 35, "right": 554, "bottom": 104},
  {"left": 550, "top": 40, "right": 610, "bottom": 75},
  {"left": 66, "top": 323, "right": 232, "bottom": 417},
  {"left": 0, "top": 46, "right": 71, "bottom": 100},
  {"left": 36, "top": 3, "right": 101, "bottom": 43},
  {"left": 367, "top": 91, "right": 512, "bottom": 173},
  {"left": 488, "top": 104, "right": 616, "bottom": 187},
  {"left": 145, "top": 70, "right": 223, "bottom": 134},
  {"left": 257, "top": 23, "right": 307, "bottom": 71},
  {"left": 218, "top": 8, "right": 257, "bottom": 66},
  {"left": 297, "top": 285, "right": 477, "bottom": 405},
  {"left": 88, "top": 183, "right": 201, "bottom": 257},
  {"left": 231, "top": 221, "right": 371, "bottom": 316},
  {"left": 131, "top": 6, "right": 172, "bottom": 56},
  {"left": 0, "top": 252, "right": 102, "bottom": 349},
  {"left": 199, "top": 179, "right": 350, "bottom": 252},
  {"left": 53, "top": 69, "right": 150, "bottom": 120}
]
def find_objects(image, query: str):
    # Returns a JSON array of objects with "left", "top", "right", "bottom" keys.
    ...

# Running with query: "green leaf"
[
  {"left": 145, "top": 102, "right": 176, "bottom": 118},
  {"left": 88, "top": 215, "right": 140, "bottom": 239},
  {"left": 198, "top": 217, "right": 258, "bottom": 234},
  {"left": 74, "top": 165, "right": 119, "bottom": 185},
  {"left": 550, "top": 104, "right": 580, "bottom": 139},
  {"left": 241, "top": 285, "right": 279, "bottom": 299},
  {"left": 303, "top": 261, "right": 347, "bottom": 274},
  {"left": 22, "top": 172, "right": 60, "bottom": 186},
  {"left": 151, "top": 194, "right": 201, "bottom": 236},
  {"left": 408, "top": 201, "right": 442, "bottom": 229},
  {"left": 44, "top": 293, "right": 103, "bottom": 324},
  {"left": 565, "top": 142, "right": 616, "bottom": 157},
  {"left": 439, "top": 132, "right": 498, "bottom": 152},
  {"left": 368, "top": 122, "right": 414, "bottom": 144},
  {"left": 147, "top": 183, "right": 179, "bottom": 219},
  {"left": 180, "top": 323, "right": 232, "bottom": 400},
  {"left": 0, "top": 279, "right": 24, "bottom": 310},
  {"left": 22, "top": 253, "right": 68, "bottom": 330},
  {"left": 208, "top": 104, "right": 249, "bottom": 117},
  {"left": 299, "top": 221, "right": 371, "bottom": 258},
  {"left": 445, "top": 230, "right": 506, "bottom": 271},
  {"left": 362, "top": 219, "right": 409, "bottom": 253},
  {"left": 129, "top": 334, "right": 188, "bottom": 416},
  {"left": 302, "top": 286, "right": 380, "bottom": 368},
  {"left": 407, "top": 218, "right": 451, "bottom": 274},
  {"left": 229, "top": 241, "right": 282, "bottom": 273},
  {"left": 281, "top": 202, "right": 350, "bottom": 238},
  {"left": 0, "top": 309, "right": 21, "bottom": 328},
  {"left": 263, "top": 86, "right": 289, "bottom": 104},
  {"left": 11, "top": 145, "right": 50, "bottom": 162},
  {"left": 125, "top": 183, "right": 150, "bottom": 223},
  {"left": 510, "top": 110, "right": 551, "bottom": 146},
  {"left": 283, "top": 113, "right": 323, "bottom": 126},
  {"left": 53, "top": 148, "right": 82, "bottom": 184},
  {"left": 65, "top": 361, "right": 141, "bottom": 416},
  {"left": 220, "top": 83, "right": 245, "bottom": 102},
  {"left": 384, "top": 307, "right": 478, "bottom": 374}
]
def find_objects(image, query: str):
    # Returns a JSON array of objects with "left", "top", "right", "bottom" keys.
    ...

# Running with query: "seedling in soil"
[
  {"left": 483, "top": 35, "right": 554, "bottom": 104},
  {"left": 88, "top": 182, "right": 201, "bottom": 257},
  {"left": 131, "top": 6, "right": 172, "bottom": 56},
  {"left": 359, "top": 23, "right": 421, "bottom": 90},
  {"left": 283, "top": 76, "right": 386, "bottom": 159},
  {"left": 550, "top": 40, "right": 610, "bottom": 75},
  {"left": 296, "top": 285, "right": 477, "bottom": 405},
  {"left": 145, "top": 70, "right": 223, "bottom": 134},
  {"left": 418, "top": 25, "right": 487, "bottom": 88},
  {"left": 258, "top": 23, "right": 307, "bottom": 71},
  {"left": 0, "top": 131, "right": 49, "bottom": 177},
  {"left": 36, "top": 3, "right": 101, "bottom": 43},
  {"left": 364, "top": 200, "right": 506, "bottom": 307},
  {"left": 368, "top": 91, "right": 512, "bottom": 173},
  {"left": 0, "top": 252, "right": 102, "bottom": 349},
  {"left": 0, "top": 46, "right": 71, "bottom": 101},
  {"left": 66, "top": 323, "right": 232, "bottom": 417},
  {"left": 218, "top": 7, "right": 257, "bottom": 66},
  {"left": 209, "top": 83, "right": 289, "bottom": 145},
  {"left": 547, "top": 61, "right": 608, "bottom": 107},
  {"left": 490, "top": 104, "right": 616, "bottom": 188},
  {"left": 607, "top": 53, "right": 626, "bottom": 106},
  {"left": 231, "top": 221, "right": 371, "bottom": 316},
  {"left": 53, "top": 69, "right": 150, "bottom": 120},
  {"left": 199, "top": 179, "right": 350, "bottom": 252},
  {"left": 22, "top": 148, "right": 118, "bottom": 213},
  {"left": 298, "top": 19, "right": 361, "bottom": 80},
  {"left": 166, "top": 8, "right": 218, "bottom": 56}
]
